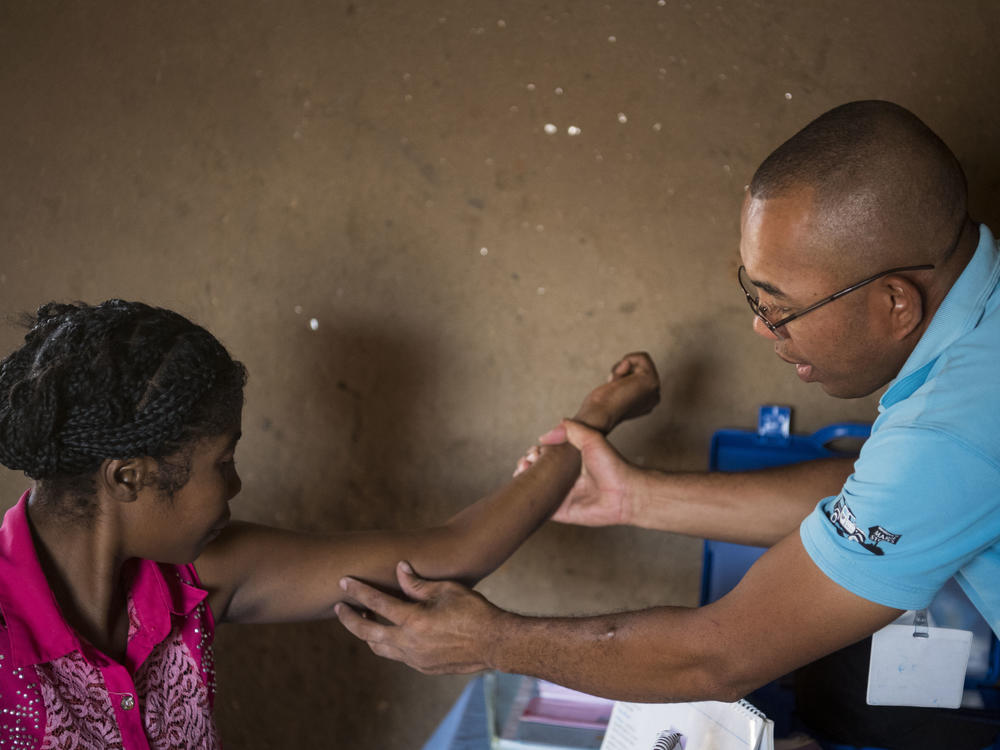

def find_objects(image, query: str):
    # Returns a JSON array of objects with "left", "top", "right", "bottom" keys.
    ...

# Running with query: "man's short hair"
[{"left": 750, "top": 100, "right": 967, "bottom": 265}]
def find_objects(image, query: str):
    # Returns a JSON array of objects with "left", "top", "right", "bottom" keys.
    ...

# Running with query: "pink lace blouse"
[{"left": 0, "top": 492, "right": 221, "bottom": 749}]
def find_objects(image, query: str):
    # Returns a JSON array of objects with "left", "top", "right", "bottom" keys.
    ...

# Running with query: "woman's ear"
[
  {"left": 883, "top": 275, "right": 925, "bottom": 341},
  {"left": 99, "top": 457, "right": 153, "bottom": 502}
]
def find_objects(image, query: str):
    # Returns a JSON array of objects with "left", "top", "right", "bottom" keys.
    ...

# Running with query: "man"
[{"left": 336, "top": 101, "right": 1000, "bottom": 746}]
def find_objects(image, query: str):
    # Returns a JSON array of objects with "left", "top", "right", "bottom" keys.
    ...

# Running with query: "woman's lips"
[{"left": 208, "top": 510, "right": 231, "bottom": 539}]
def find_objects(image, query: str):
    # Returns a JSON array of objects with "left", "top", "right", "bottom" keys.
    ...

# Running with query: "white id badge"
[{"left": 867, "top": 610, "right": 972, "bottom": 709}]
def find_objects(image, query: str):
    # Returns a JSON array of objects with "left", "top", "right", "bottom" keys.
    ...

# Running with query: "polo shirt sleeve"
[{"left": 800, "top": 425, "right": 1000, "bottom": 611}]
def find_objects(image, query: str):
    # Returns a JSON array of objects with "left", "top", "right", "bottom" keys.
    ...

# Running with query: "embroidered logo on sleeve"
[{"left": 826, "top": 497, "right": 902, "bottom": 556}]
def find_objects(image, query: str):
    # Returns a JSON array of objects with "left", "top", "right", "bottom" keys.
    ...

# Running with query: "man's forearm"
[
  {"left": 628, "top": 457, "right": 854, "bottom": 546},
  {"left": 485, "top": 606, "right": 749, "bottom": 703},
  {"left": 336, "top": 529, "right": 900, "bottom": 702}
]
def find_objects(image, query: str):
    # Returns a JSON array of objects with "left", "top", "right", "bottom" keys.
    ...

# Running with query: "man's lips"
[{"left": 777, "top": 352, "right": 815, "bottom": 381}]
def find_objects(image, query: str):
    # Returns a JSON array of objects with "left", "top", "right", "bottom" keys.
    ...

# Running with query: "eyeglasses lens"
[
  {"left": 738, "top": 266, "right": 777, "bottom": 331},
  {"left": 738, "top": 266, "right": 763, "bottom": 308}
]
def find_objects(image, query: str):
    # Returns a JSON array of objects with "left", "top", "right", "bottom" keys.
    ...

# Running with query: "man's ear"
[
  {"left": 883, "top": 275, "right": 925, "bottom": 341},
  {"left": 99, "top": 457, "right": 153, "bottom": 502}
]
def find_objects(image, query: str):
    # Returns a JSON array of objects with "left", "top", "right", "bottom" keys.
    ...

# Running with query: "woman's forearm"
[
  {"left": 425, "top": 443, "right": 581, "bottom": 584},
  {"left": 414, "top": 372, "right": 659, "bottom": 584}
]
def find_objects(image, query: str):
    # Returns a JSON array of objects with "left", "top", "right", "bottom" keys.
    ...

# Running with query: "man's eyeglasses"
[{"left": 737, "top": 263, "right": 935, "bottom": 334}]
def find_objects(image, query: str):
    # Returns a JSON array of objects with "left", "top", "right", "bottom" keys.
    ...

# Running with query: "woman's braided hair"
[{"left": 0, "top": 300, "right": 246, "bottom": 500}]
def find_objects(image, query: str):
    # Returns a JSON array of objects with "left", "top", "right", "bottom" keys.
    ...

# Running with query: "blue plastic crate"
[{"left": 701, "top": 406, "right": 870, "bottom": 606}]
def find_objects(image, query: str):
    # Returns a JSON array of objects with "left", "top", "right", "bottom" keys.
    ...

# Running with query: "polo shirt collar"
[
  {"left": 0, "top": 491, "right": 208, "bottom": 668},
  {"left": 880, "top": 224, "right": 1000, "bottom": 410}
]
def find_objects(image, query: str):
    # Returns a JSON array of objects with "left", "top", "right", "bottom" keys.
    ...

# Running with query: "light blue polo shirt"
[{"left": 800, "top": 224, "right": 1000, "bottom": 637}]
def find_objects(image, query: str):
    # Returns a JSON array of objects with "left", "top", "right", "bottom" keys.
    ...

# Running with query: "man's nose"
[{"left": 752, "top": 314, "right": 782, "bottom": 340}]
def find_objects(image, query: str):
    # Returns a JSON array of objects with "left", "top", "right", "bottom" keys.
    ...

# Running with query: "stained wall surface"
[{"left": 1, "top": 1, "right": 999, "bottom": 747}]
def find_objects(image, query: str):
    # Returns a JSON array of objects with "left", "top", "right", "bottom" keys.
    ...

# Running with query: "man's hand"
[
  {"left": 573, "top": 352, "right": 660, "bottom": 434},
  {"left": 531, "top": 420, "right": 639, "bottom": 526},
  {"left": 509, "top": 352, "right": 656, "bottom": 526},
  {"left": 514, "top": 420, "right": 637, "bottom": 526},
  {"left": 335, "top": 561, "right": 502, "bottom": 675}
]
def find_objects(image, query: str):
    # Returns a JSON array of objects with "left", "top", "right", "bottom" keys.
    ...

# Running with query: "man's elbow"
[
  {"left": 678, "top": 643, "right": 770, "bottom": 703},
  {"left": 689, "top": 668, "right": 759, "bottom": 704}
]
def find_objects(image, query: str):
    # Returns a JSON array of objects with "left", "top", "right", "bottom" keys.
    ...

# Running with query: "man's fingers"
[
  {"left": 560, "top": 418, "right": 602, "bottom": 451},
  {"left": 396, "top": 560, "right": 434, "bottom": 601},
  {"left": 335, "top": 604, "right": 409, "bottom": 662},
  {"left": 335, "top": 602, "right": 388, "bottom": 641},
  {"left": 514, "top": 446, "right": 542, "bottom": 476},
  {"left": 339, "top": 576, "right": 411, "bottom": 624}
]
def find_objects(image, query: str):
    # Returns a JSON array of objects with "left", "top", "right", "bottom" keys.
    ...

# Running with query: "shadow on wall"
[
  {"left": 646, "top": 355, "right": 720, "bottom": 460},
  {"left": 241, "top": 312, "right": 448, "bottom": 534},
  {"left": 955, "top": 118, "right": 1000, "bottom": 229},
  {"left": 214, "top": 619, "right": 464, "bottom": 749},
  {"left": 215, "top": 317, "right": 468, "bottom": 747}
]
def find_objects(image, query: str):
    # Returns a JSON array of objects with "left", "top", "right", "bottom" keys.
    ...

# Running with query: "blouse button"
[{"left": 120, "top": 694, "right": 135, "bottom": 710}]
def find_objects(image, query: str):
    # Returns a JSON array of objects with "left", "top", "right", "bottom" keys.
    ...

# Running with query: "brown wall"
[{"left": 2, "top": 1, "right": 998, "bottom": 747}]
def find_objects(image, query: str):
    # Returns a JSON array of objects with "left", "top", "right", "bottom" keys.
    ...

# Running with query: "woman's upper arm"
[{"left": 193, "top": 521, "right": 454, "bottom": 624}]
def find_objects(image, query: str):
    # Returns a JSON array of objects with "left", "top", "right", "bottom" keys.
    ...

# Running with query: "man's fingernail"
[
  {"left": 399, "top": 561, "right": 413, "bottom": 574},
  {"left": 334, "top": 603, "right": 342, "bottom": 616},
  {"left": 340, "top": 578, "right": 349, "bottom": 590}
]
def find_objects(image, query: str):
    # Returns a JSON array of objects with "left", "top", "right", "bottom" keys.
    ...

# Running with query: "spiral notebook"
[{"left": 599, "top": 698, "right": 773, "bottom": 750}]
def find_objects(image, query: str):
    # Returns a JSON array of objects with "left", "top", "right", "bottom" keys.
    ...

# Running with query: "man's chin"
[{"left": 817, "top": 378, "right": 881, "bottom": 400}]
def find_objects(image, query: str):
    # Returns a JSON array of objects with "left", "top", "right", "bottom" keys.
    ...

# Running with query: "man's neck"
[{"left": 923, "top": 218, "right": 979, "bottom": 322}]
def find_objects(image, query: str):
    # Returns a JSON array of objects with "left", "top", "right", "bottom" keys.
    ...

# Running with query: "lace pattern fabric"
[
  {"left": 135, "top": 628, "right": 220, "bottom": 749},
  {"left": 28, "top": 627, "right": 219, "bottom": 750},
  {"left": 36, "top": 653, "right": 125, "bottom": 750}
]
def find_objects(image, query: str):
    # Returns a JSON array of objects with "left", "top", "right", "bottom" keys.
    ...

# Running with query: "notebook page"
[{"left": 600, "top": 700, "right": 767, "bottom": 750}]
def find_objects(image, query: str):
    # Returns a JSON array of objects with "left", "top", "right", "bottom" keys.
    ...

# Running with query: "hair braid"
[{"left": 0, "top": 300, "right": 246, "bottom": 483}]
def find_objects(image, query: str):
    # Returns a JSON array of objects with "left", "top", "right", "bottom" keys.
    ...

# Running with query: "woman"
[{"left": 0, "top": 299, "right": 659, "bottom": 748}]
